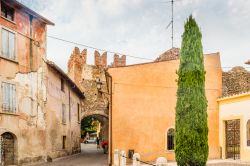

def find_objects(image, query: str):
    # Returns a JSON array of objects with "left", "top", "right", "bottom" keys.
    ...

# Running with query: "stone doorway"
[
  {"left": 0, "top": 132, "right": 16, "bottom": 166},
  {"left": 225, "top": 119, "right": 240, "bottom": 160}
]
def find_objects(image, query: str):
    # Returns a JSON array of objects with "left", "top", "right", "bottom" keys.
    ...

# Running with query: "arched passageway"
[
  {"left": 0, "top": 132, "right": 17, "bottom": 165},
  {"left": 80, "top": 114, "right": 109, "bottom": 164},
  {"left": 81, "top": 114, "right": 109, "bottom": 144}
]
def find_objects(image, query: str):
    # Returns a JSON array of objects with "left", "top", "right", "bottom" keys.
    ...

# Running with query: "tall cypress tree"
[{"left": 175, "top": 16, "right": 208, "bottom": 166}]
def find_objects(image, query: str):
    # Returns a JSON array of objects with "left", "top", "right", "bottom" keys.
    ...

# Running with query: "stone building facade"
[
  {"left": 45, "top": 61, "right": 83, "bottom": 159},
  {"left": 67, "top": 47, "right": 127, "bottom": 141},
  {"left": 0, "top": 1, "right": 83, "bottom": 165}
]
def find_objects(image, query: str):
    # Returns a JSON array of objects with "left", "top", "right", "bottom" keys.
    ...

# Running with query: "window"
[
  {"left": 62, "top": 104, "right": 66, "bottom": 124},
  {"left": 1, "top": 2, "right": 15, "bottom": 22},
  {"left": 61, "top": 78, "right": 64, "bottom": 92},
  {"left": 62, "top": 136, "right": 66, "bottom": 149},
  {"left": 167, "top": 128, "right": 175, "bottom": 150},
  {"left": 247, "top": 120, "right": 250, "bottom": 146},
  {"left": 1, "top": 28, "right": 15, "bottom": 60},
  {"left": 77, "top": 103, "right": 80, "bottom": 122},
  {"left": 1, "top": 82, "right": 16, "bottom": 113}
]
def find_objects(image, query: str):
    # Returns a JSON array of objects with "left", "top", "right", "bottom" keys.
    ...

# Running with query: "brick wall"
[
  {"left": 112, "top": 54, "right": 126, "bottom": 67},
  {"left": 94, "top": 50, "right": 107, "bottom": 67},
  {"left": 67, "top": 47, "right": 87, "bottom": 90}
]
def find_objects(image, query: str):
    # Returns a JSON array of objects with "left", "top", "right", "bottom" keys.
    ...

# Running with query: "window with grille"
[
  {"left": 1, "top": 2, "right": 15, "bottom": 22},
  {"left": 1, "top": 28, "right": 15, "bottom": 60},
  {"left": 167, "top": 128, "right": 175, "bottom": 150},
  {"left": 62, "top": 104, "right": 66, "bottom": 124},
  {"left": 1, "top": 82, "right": 16, "bottom": 113},
  {"left": 247, "top": 120, "right": 250, "bottom": 146}
]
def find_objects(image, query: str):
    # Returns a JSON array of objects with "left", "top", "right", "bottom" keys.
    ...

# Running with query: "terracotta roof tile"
[{"left": 155, "top": 47, "right": 180, "bottom": 62}]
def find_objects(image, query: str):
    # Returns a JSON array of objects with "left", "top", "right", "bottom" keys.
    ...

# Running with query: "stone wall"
[
  {"left": 222, "top": 67, "right": 250, "bottom": 97},
  {"left": 68, "top": 47, "right": 87, "bottom": 91},
  {"left": 67, "top": 48, "right": 109, "bottom": 140}
]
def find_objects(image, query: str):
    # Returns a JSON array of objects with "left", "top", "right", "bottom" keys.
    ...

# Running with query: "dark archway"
[
  {"left": 0, "top": 132, "right": 17, "bottom": 165},
  {"left": 81, "top": 114, "right": 109, "bottom": 143}
]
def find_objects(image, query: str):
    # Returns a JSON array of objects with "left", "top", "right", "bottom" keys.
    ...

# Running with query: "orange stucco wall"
[{"left": 108, "top": 53, "right": 222, "bottom": 162}]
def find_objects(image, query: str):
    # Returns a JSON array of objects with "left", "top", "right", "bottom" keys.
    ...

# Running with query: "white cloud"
[{"left": 21, "top": 0, "right": 250, "bottom": 71}]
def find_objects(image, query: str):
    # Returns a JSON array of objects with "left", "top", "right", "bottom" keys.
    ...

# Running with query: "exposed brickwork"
[
  {"left": 155, "top": 47, "right": 180, "bottom": 62},
  {"left": 112, "top": 54, "right": 126, "bottom": 67},
  {"left": 67, "top": 47, "right": 109, "bottom": 140},
  {"left": 222, "top": 66, "right": 250, "bottom": 97},
  {"left": 67, "top": 47, "right": 87, "bottom": 90},
  {"left": 94, "top": 50, "right": 107, "bottom": 67}
]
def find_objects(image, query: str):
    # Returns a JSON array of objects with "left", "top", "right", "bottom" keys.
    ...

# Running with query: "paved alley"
[{"left": 32, "top": 143, "right": 108, "bottom": 166}]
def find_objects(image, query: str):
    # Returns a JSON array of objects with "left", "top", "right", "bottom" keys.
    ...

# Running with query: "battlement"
[
  {"left": 68, "top": 47, "right": 87, "bottom": 73},
  {"left": 68, "top": 47, "right": 126, "bottom": 70},
  {"left": 112, "top": 54, "right": 126, "bottom": 67},
  {"left": 94, "top": 50, "right": 107, "bottom": 67}
]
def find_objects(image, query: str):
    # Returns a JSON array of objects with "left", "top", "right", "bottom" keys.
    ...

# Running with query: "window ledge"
[
  {"left": 0, "top": 111, "right": 19, "bottom": 116},
  {"left": 166, "top": 150, "right": 175, "bottom": 153},
  {"left": 0, "top": 55, "right": 18, "bottom": 64},
  {"left": 1, "top": 16, "right": 16, "bottom": 25}
]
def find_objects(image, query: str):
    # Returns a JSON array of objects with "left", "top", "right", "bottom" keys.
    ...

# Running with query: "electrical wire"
[
  {"left": 47, "top": 35, "right": 153, "bottom": 61},
  {"left": 47, "top": 35, "right": 250, "bottom": 69}
]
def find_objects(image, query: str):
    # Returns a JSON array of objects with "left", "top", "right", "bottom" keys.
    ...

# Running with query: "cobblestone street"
[{"left": 32, "top": 144, "right": 108, "bottom": 166}]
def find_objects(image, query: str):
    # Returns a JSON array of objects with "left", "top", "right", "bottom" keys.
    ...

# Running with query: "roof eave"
[
  {"left": 46, "top": 61, "right": 84, "bottom": 99},
  {"left": 7, "top": 0, "right": 55, "bottom": 26}
]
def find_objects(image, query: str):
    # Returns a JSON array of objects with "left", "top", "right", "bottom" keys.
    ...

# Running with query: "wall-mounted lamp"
[{"left": 96, "top": 77, "right": 102, "bottom": 91}]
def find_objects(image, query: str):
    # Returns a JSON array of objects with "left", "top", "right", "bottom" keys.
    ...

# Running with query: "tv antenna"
[{"left": 164, "top": 0, "right": 180, "bottom": 48}]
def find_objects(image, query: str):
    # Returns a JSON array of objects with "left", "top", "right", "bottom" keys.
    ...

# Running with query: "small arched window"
[
  {"left": 167, "top": 128, "right": 175, "bottom": 150},
  {"left": 247, "top": 120, "right": 250, "bottom": 146}
]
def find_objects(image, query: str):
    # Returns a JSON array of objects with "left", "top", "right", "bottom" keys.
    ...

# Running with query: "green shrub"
[{"left": 175, "top": 15, "right": 208, "bottom": 166}]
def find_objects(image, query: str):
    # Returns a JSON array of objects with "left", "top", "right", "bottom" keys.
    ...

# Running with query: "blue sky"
[{"left": 20, "top": 0, "right": 250, "bottom": 71}]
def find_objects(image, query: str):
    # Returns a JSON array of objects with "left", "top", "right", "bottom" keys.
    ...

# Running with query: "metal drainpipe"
[
  {"left": 105, "top": 71, "right": 113, "bottom": 166},
  {"left": 29, "top": 15, "right": 33, "bottom": 71}
]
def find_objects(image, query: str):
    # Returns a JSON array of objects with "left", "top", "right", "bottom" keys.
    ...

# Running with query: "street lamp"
[
  {"left": 245, "top": 60, "right": 250, "bottom": 65},
  {"left": 96, "top": 77, "right": 102, "bottom": 91}
]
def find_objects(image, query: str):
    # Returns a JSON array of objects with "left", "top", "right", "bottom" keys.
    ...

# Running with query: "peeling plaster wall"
[
  {"left": 0, "top": 3, "right": 81, "bottom": 165},
  {"left": 0, "top": 66, "right": 47, "bottom": 164},
  {"left": 0, "top": 5, "right": 47, "bottom": 163},
  {"left": 44, "top": 65, "right": 81, "bottom": 159}
]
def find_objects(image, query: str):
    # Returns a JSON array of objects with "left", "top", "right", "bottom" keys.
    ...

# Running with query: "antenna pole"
[{"left": 171, "top": 0, "right": 174, "bottom": 48}]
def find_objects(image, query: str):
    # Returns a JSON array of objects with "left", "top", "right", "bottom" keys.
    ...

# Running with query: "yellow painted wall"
[
  {"left": 218, "top": 93, "right": 250, "bottom": 162},
  {"left": 108, "top": 53, "right": 222, "bottom": 162}
]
